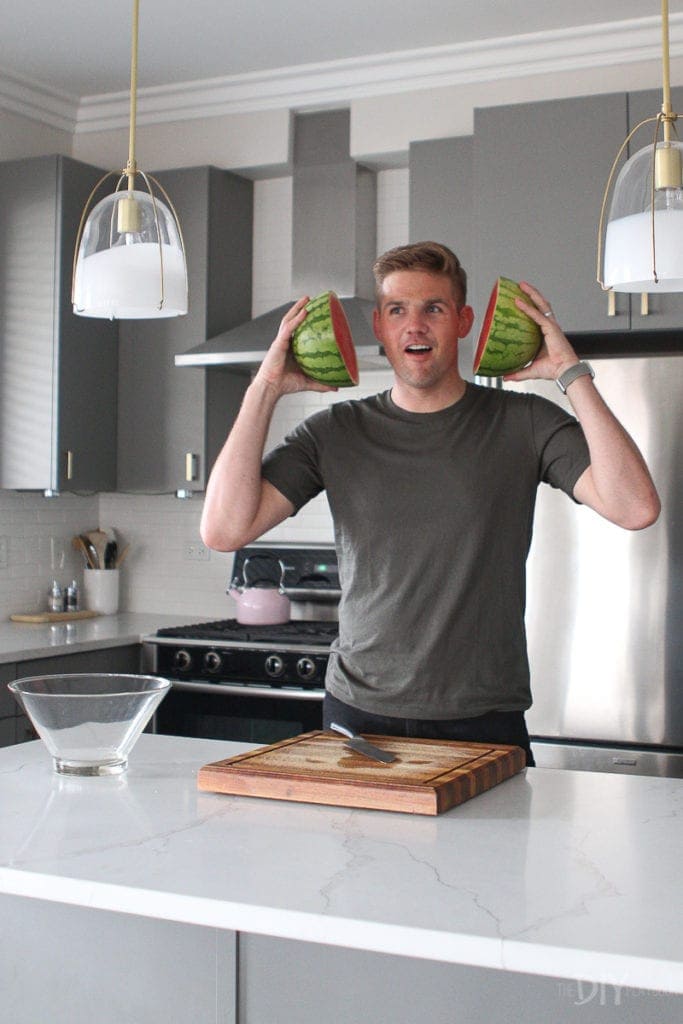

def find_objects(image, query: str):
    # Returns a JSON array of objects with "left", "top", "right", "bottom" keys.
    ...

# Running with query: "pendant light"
[
  {"left": 72, "top": 0, "right": 188, "bottom": 319},
  {"left": 598, "top": 0, "right": 683, "bottom": 293}
]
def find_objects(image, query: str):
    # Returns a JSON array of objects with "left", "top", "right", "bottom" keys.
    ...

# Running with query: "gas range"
[
  {"left": 150, "top": 617, "right": 338, "bottom": 689},
  {"left": 144, "top": 544, "right": 340, "bottom": 694}
]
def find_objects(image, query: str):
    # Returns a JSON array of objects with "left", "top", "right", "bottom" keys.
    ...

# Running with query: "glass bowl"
[{"left": 8, "top": 674, "right": 171, "bottom": 776}]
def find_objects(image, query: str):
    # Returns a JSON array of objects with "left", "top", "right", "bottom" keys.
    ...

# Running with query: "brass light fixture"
[
  {"left": 598, "top": 0, "right": 683, "bottom": 293},
  {"left": 72, "top": 0, "right": 188, "bottom": 319}
]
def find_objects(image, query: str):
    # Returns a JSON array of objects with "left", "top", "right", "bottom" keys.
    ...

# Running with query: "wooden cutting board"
[
  {"left": 198, "top": 730, "right": 526, "bottom": 815},
  {"left": 10, "top": 610, "right": 100, "bottom": 623}
]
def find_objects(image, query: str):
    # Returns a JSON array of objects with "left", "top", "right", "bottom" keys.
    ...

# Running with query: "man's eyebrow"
[{"left": 381, "top": 296, "right": 450, "bottom": 308}]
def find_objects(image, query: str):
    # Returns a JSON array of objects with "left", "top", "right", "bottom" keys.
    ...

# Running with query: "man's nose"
[{"left": 405, "top": 310, "right": 427, "bottom": 331}]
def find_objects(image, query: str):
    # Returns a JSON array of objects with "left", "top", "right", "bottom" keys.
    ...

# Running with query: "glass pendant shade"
[
  {"left": 73, "top": 187, "right": 188, "bottom": 319},
  {"left": 603, "top": 139, "right": 683, "bottom": 292}
]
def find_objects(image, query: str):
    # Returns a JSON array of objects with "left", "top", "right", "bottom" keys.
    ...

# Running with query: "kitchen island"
[{"left": 1, "top": 734, "right": 682, "bottom": 1024}]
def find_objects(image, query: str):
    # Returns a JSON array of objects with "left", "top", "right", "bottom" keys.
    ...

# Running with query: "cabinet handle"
[
  {"left": 65, "top": 450, "right": 74, "bottom": 480},
  {"left": 640, "top": 292, "right": 649, "bottom": 317},
  {"left": 607, "top": 291, "right": 616, "bottom": 317},
  {"left": 185, "top": 452, "right": 199, "bottom": 482}
]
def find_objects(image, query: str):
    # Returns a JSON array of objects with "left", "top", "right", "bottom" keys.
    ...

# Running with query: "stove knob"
[
  {"left": 173, "top": 649, "right": 192, "bottom": 672},
  {"left": 203, "top": 651, "right": 222, "bottom": 673},
  {"left": 296, "top": 656, "right": 317, "bottom": 681},
  {"left": 265, "top": 655, "right": 285, "bottom": 678}
]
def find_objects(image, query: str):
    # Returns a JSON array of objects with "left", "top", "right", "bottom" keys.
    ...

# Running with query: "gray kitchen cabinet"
[
  {"left": 625, "top": 85, "right": 683, "bottom": 330},
  {"left": 0, "top": 155, "right": 118, "bottom": 492},
  {"left": 4, "top": 645, "right": 141, "bottom": 745},
  {"left": 0, "top": 663, "right": 17, "bottom": 747},
  {"left": 117, "top": 166, "right": 252, "bottom": 493},
  {"left": 18, "top": 644, "right": 142, "bottom": 678},
  {"left": 409, "top": 135, "right": 476, "bottom": 375},
  {"left": 1, "top": 895, "right": 236, "bottom": 1024},
  {"left": 472, "top": 93, "right": 631, "bottom": 333}
]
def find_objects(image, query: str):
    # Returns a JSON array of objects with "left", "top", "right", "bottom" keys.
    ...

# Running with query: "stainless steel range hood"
[{"left": 176, "top": 110, "right": 387, "bottom": 370}]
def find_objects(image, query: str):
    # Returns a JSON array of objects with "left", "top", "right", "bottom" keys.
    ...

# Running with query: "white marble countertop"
[
  {"left": 0, "top": 734, "right": 681, "bottom": 993},
  {"left": 0, "top": 612, "right": 195, "bottom": 665}
]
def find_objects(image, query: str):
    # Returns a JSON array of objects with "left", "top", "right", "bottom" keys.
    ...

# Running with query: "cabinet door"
[
  {"left": 56, "top": 157, "right": 118, "bottom": 491},
  {"left": 117, "top": 167, "right": 252, "bottom": 492},
  {"left": 0, "top": 663, "right": 17, "bottom": 747},
  {"left": 0, "top": 156, "right": 117, "bottom": 492},
  {"left": 409, "top": 136, "right": 476, "bottom": 376},
  {"left": 473, "top": 93, "right": 630, "bottom": 333},
  {"left": 0, "top": 157, "right": 60, "bottom": 490},
  {"left": 626, "top": 86, "right": 683, "bottom": 330}
]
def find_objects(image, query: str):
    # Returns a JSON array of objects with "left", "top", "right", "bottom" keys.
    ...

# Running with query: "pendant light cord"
[
  {"left": 126, "top": 0, "right": 139, "bottom": 188},
  {"left": 661, "top": 0, "right": 673, "bottom": 142}
]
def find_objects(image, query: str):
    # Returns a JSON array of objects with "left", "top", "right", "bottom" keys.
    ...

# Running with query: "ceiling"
[{"left": 0, "top": 0, "right": 673, "bottom": 100}]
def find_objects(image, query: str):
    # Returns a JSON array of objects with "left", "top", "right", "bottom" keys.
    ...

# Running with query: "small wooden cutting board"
[
  {"left": 10, "top": 610, "right": 100, "bottom": 623},
  {"left": 198, "top": 731, "right": 526, "bottom": 815}
]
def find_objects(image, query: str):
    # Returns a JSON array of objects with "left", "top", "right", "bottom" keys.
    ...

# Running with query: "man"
[{"left": 201, "top": 242, "right": 660, "bottom": 765}]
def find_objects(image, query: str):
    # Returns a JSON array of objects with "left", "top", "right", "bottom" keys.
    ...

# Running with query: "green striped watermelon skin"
[
  {"left": 473, "top": 277, "right": 542, "bottom": 377},
  {"left": 292, "top": 291, "right": 359, "bottom": 387}
]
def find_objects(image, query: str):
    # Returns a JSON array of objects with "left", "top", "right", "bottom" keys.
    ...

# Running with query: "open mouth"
[{"left": 405, "top": 344, "right": 433, "bottom": 354}]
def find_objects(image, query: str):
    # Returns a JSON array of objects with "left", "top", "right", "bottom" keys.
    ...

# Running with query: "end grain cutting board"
[{"left": 197, "top": 730, "right": 526, "bottom": 815}]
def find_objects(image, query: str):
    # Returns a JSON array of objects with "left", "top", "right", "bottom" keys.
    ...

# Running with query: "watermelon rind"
[
  {"left": 473, "top": 277, "right": 542, "bottom": 377},
  {"left": 291, "top": 291, "right": 358, "bottom": 387}
]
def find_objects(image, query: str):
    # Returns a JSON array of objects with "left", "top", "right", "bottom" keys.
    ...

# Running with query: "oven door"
[{"left": 154, "top": 681, "right": 324, "bottom": 745}]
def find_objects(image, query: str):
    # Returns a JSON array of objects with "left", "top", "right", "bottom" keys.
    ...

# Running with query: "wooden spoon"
[{"left": 114, "top": 543, "right": 131, "bottom": 569}]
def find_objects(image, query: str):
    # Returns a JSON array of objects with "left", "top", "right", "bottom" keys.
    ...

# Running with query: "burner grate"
[{"left": 156, "top": 618, "right": 338, "bottom": 646}]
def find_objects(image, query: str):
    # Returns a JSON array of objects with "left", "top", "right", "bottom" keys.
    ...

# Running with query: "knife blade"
[{"left": 329, "top": 722, "right": 397, "bottom": 764}]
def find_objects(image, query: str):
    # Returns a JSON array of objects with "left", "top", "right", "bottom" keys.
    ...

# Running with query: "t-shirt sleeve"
[
  {"left": 529, "top": 395, "right": 591, "bottom": 500},
  {"left": 262, "top": 417, "right": 325, "bottom": 512}
]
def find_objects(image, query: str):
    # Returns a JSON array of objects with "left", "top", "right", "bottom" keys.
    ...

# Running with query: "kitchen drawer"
[{"left": 17, "top": 645, "right": 142, "bottom": 679}]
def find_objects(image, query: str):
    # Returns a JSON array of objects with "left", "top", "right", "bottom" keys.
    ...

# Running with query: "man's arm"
[
  {"left": 506, "top": 282, "right": 661, "bottom": 531},
  {"left": 200, "top": 297, "right": 337, "bottom": 552}
]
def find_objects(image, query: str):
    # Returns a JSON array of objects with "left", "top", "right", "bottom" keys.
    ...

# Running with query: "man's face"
[{"left": 373, "top": 270, "right": 474, "bottom": 393}]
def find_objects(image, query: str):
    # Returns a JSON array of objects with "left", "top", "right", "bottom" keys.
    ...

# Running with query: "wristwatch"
[{"left": 555, "top": 361, "right": 595, "bottom": 394}]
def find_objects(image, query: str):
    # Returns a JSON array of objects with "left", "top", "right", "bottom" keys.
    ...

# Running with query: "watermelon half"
[
  {"left": 473, "top": 277, "right": 542, "bottom": 377},
  {"left": 291, "top": 291, "right": 359, "bottom": 387}
]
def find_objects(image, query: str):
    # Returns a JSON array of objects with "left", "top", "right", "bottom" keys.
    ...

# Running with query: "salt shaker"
[{"left": 48, "top": 580, "right": 63, "bottom": 613}]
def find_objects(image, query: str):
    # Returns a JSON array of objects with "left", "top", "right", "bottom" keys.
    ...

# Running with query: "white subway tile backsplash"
[{"left": 0, "top": 170, "right": 407, "bottom": 620}]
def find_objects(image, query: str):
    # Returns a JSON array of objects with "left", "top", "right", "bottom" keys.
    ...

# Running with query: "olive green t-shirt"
[{"left": 262, "top": 384, "right": 590, "bottom": 719}]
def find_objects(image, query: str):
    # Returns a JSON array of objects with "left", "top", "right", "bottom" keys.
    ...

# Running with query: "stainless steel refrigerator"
[{"left": 502, "top": 353, "right": 683, "bottom": 777}]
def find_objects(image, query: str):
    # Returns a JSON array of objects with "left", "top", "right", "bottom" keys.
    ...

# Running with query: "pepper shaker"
[{"left": 65, "top": 580, "right": 79, "bottom": 612}]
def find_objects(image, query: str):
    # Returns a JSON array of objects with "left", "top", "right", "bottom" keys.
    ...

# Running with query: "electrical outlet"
[
  {"left": 0, "top": 536, "right": 8, "bottom": 570},
  {"left": 185, "top": 542, "right": 210, "bottom": 562}
]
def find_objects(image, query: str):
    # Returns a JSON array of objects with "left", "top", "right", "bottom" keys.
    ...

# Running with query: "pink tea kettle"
[{"left": 228, "top": 555, "right": 291, "bottom": 625}]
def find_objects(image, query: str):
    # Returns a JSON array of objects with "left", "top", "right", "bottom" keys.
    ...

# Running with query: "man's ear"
[
  {"left": 457, "top": 305, "right": 475, "bottom": 338},
  {"left": 372, "top": 307, "right": 384, "bottom": 343}
]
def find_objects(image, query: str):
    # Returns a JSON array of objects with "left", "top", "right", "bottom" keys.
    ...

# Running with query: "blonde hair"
[{"left": 373, "top": 241, "right": 467, "bottom": 306}]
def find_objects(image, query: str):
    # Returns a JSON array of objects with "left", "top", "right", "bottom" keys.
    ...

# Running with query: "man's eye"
[
  {"left": 388, "top": 306, "right": 403, "bottom": 315},
  {"left": 427, "top": 304, "right": 443, "bottom": 314}
]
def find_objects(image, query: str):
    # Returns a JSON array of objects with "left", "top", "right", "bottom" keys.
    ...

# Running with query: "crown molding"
[
  {"left": 0, "top": 68, "right": 78, "bottom": 132},
  {"left": 2, "top": 15, "right": 682, "bottom": 135}
]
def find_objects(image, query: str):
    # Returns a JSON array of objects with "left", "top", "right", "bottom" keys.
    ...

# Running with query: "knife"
[{"left": 329, "top": 722, "right": 397, "bottom": 764}]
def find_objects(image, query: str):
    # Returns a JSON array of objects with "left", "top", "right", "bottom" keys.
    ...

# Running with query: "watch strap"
[{"left": 556, "top": 361, "right": 595, "bottom": 394}]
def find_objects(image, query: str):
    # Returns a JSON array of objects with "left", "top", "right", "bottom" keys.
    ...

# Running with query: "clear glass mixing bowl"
[{"left": 8, "top": 674, "right": 171, "bottom": 776}]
